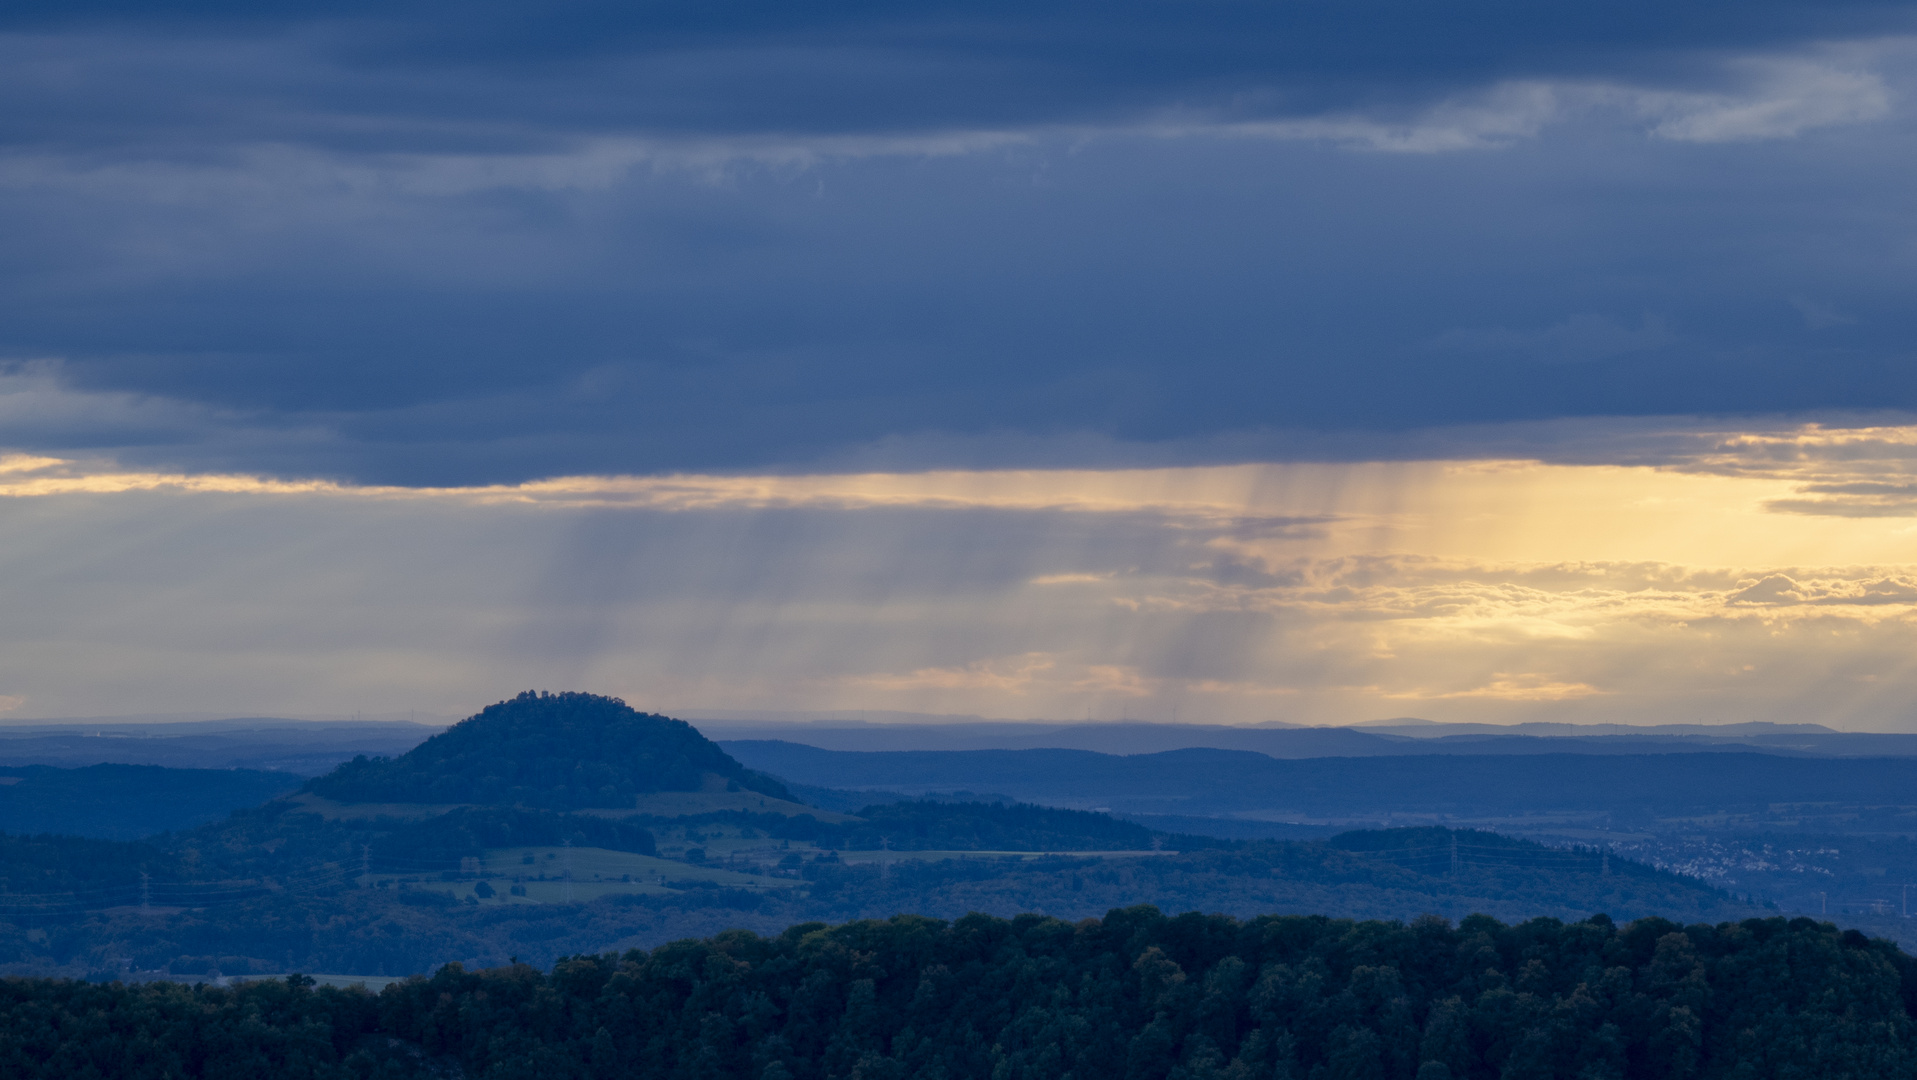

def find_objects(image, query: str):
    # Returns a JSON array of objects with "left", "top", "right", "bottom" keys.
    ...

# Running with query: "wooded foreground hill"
[
  {"left": 4, "top": 908, "right": 1912, "bottom": 1079},
  {"left": 310, "top": 692, "right": 792, "bottom": 808}
]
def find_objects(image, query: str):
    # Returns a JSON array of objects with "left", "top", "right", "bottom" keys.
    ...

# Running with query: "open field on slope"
[{"left": 362, "top": 845, "right": 802, "bottom": 905}]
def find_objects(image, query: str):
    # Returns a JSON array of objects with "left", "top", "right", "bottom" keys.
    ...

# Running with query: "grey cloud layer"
[
  {"left": 10, "top": 1, "right": 1909, "bottom": 146},
  {"left": 3, "top": 3, "right": 1916, "bottom": 480}
]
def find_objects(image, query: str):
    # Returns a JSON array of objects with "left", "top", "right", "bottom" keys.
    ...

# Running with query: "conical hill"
[{"left": 305, "top": 691, "right": 792, "bottom": 810}]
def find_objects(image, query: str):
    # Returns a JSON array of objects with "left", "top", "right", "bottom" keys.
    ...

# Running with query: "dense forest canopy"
[
  {"left": 3, "top": 909, "right": 1913, "bottom": 1079},
  {"left": 306, "top": 692, "right": 791, "bottom": 808}
]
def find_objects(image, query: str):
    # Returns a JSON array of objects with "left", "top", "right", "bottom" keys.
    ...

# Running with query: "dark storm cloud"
[
  {"left": 6, "top": 0, "right": 1908, "bottom": 147},
  {"left": 1, "top": 1, "right": 1914, "bottom": 482}
]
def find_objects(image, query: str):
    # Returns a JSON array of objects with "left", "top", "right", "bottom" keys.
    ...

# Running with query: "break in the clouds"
[
  {"left": 2, "top": 421, "right": 1916, "bottom": 728},
  {"left": 2, "top": 1, "right": 1917, "bottom": 481}
]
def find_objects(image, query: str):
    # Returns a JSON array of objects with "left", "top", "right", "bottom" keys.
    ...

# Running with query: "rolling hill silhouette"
[
  {"left": 0, "top": 690, "right": 1815, "bottom": 980},
  {"left": 306, "top": 691, "right": 792, "bottom": 809}
]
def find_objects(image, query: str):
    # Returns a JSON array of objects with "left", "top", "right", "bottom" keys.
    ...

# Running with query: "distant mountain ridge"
[
  {"left": 4, "top": 714, "right": 1903, "bottom": 775},
  {"left": 0, "top": 764, "right": 301, "bottom": 840},
  {"left": 0, "top": 690, "right": 1867, "bottom": 981},
  {"left": 1350, "top": 718, "right": 1837, "bottom": 735},
  {"left": 721, "top": 741, "right": 1917, "bottom": 828},
  {"left": 307, "top": 692, "right": 792, "bottom": 809},
  {"left": 701, "top": 719, "right": 1917, "bottom": 758},
  {"left": 0, "top": 721, "right": 438, "bottom": 776}
]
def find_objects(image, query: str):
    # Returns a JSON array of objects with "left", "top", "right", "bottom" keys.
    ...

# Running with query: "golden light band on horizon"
[{"left": 0, "top": 422, "right": 1914, "bottom": 725}]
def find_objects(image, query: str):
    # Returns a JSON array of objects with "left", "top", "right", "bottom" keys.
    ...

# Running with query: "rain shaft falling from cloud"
[{"left": 1, "top": 422, "right": 1916, "bottom": 727}]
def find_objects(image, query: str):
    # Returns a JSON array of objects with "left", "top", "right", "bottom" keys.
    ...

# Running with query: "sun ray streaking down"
[{"left": 0, "top": 421, "right": 1914, "bottom": 725}]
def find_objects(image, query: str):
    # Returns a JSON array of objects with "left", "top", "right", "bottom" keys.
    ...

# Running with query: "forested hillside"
[
  {"left": 3, "top": 909, "right": 1912, "bottom": 1079},
  {"left": 1, "top": 692, "right": 1911, "bottom": 1080},
  {"left": 0, "top": 818, "right": 1756, "bottom": 978},
  {"left": 0, "top": 695, "right": 1776, "bottom": 979},
  {"left": 308, "top": 692, "right": 791, "bottom": 808}
]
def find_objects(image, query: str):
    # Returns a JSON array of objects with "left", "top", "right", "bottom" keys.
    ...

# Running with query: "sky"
[{"left": 3, "top": 0, "right": 1917, "bottom": 727}]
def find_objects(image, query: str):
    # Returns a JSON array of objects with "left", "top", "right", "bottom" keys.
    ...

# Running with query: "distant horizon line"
[{"left": 0, "top": 708, "right": 1858, "bottom": 737}]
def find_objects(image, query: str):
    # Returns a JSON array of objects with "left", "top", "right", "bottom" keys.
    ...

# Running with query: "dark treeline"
[{"left": 3, "top": 909, "right": 1913, "bottom": 1079}]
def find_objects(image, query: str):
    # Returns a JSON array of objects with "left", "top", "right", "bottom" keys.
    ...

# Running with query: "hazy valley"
[{"left": 3, "top": 696, "right": 1915, "bottom": 980}]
